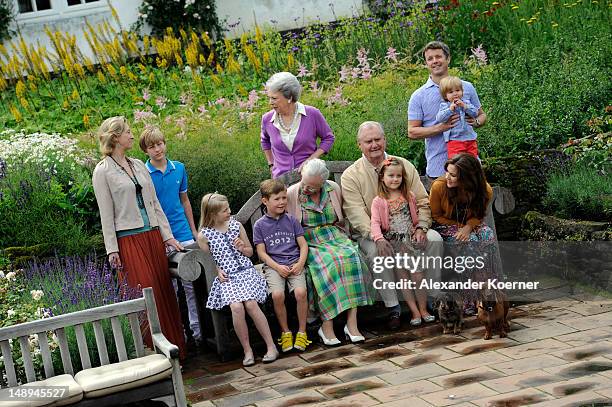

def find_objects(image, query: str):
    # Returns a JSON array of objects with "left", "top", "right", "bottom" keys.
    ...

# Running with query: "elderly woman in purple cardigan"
[{"left": 261, "top": 72, "right": 335, "bottom": 178}]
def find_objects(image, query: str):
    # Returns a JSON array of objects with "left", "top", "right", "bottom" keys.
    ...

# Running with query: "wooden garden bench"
[
  {"left": 0, "top": 288, "right": 187, "bottom": 407},
  {"left": 201, "top": 161, "right": 515, "bottom": 360}
]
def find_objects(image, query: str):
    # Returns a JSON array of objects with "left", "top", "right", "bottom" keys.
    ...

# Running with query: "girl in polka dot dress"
[{"left": 198, "top": 193, "right": 279, "bottom": 366}]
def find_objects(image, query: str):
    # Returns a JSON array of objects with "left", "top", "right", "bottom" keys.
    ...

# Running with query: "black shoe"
[{"left": 387, "top": 311, "right": 401, "bottom": 330}]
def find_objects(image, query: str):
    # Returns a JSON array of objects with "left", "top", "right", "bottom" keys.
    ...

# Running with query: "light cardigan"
[
  {"left": 286, "top": 180, "right": 344, "bottom": 224},
  {"left": 92, "top": 156, "right": 173, "bottom": 254},
  {"left": 370, "top": 194, "right": 419, "bottom": 242},
  {"left": 341, "top": 155, "right": 432, "bottom": 239},
  {"left": 261, "top": 105, "right": 335, "bottom": 178},
  {"left": 429, "top": 177, "right": 493, "bottom": 228}
]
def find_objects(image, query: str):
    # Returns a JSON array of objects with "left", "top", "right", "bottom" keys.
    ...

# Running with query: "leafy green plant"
[
  {"left": 543, "top": 163, "right": 612, "bottom": 221},
  {"left": 0, "top": 0, "right": 13, "bottom": 41},
  {"left": 134, "top": 0, "right": 223, "bottom": 39}
]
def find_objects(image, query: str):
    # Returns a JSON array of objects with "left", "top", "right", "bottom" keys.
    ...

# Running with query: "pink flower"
[
  {"left": 385, "top": 47, "right": 399, "bottom": 63},
  {"left": 361, "top": 68, "right": 372, "bottom": 80},
  {"left": 142, "top": 89, "right": 150, "bottom": 101},
  {"left": 310, "top": 81, "right": 319, "bottom": 91},
  {"left": 134, "top": 109, "right": 156, "bottom": 122},
  {"left": 326, "top": 86, "right": 349, "bottom": 106},
  {"left": 197, "top": 105, "right": 208, "bottom": 114},
  {"left": 351, "top": 67, "right": 361, "bottom": 79},
  {"left": 175, "top": 117, "right": 186, "bottom": 128},
  {"left": 297, "top": 63, "right": 310, "bottom": 78},
  {"left": 471, "top": 44, "right": 488, "bottom": 65},
  {"left": 179, "top": 93, "right": 192, "bottom": 106},
  {"left": 155, "top": 96, "right": 167, "bottom": 109},
  {"left": 339, "top": 66, "right": 350, "bottom": 82}
]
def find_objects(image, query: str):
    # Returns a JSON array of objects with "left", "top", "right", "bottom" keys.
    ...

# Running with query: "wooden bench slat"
[
  {"left": 74, "top": 324, "right": 91, "bottom": 369},
  {"left": 92, "top": 320, "right": 109, "bottom": 365},
  {"left": 18, "top": 335, "right": 36, "bottom": 383},
  {"left": 1, "top": 339, "right": 18, "bottom": 386},
  {"left": 128, "top": 313, "right": 145, "bottom": 358},
  {"left": 37, "top": 331, "right": 55, "bottom": 378},
  {"left": 111, "top": 316, "right": 128, "bottom": 362},
  {"left": 55, "top": 327, "right": 73, "bottom": 376},
  {"left": 0, "top": 298, "right": 145, "bottom": 341}
]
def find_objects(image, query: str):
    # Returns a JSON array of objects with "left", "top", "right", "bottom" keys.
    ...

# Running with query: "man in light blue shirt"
[{"left": 408, "top": 41, "right": 487, "bottom": 179}]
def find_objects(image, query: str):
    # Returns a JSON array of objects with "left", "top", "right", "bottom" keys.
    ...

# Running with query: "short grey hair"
[
  {"left": 265, "top": 72, "right": 302, "bottom": 102},
  {"left": 301, "top": 158, "right": 329, "bottom": 181},
  {"left": 357, "top": 121, "right": 385, "bottom": 141}
]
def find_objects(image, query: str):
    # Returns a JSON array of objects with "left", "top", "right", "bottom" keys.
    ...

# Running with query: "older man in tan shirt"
[{"left": 341, "top": 121, "right": 443, "bottom": 329}]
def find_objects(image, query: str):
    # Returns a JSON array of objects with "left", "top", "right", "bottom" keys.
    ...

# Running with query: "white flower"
[
  {"left": 0, "top": 271, "right": 5, "bottom": 278},
  {"left": 31, "top": 290, "right": 44, "bottom": 301},
  {"left": 5, "top": 272, "right": 16, "bottom": 281},
  {"left": 7, "top": 309, "right": 15, "bottom": 317}
]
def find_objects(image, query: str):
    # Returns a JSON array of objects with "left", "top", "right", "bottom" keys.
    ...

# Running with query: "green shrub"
[
  {"left": 543, "top": 163, "right": 612, "bottom": 221},
  {"left": 466, "top": 38, "right": 611, "bottom": 157},
  {"left": 0, "top": 162, "right": 96, "bottom": 255},
  {"left": 133, "top": 0, "right": 223, "bottom": 39},
  {"left": 0, "top": 0, "right": 13, "bottom": 41}
]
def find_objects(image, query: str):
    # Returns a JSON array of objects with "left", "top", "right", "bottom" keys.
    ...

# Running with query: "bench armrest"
[{"left": 152, "top": 332, "right": 179, "bottom": 359}]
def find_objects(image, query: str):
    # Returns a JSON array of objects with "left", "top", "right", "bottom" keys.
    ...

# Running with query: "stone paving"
[{"left": 182, "top": 286, "right": 612, "bottom": 407}]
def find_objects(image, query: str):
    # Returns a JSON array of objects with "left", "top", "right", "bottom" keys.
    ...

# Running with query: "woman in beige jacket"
[{"left": 92, "top": 116, "right": 185, "bottom": 359}]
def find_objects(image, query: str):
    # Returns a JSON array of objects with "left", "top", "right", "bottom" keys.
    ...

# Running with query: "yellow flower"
[
  {"left": 19, "top": 97, "right": 29, "bottom": 110},
  {"left": 106, "top": 64, "right": 117, "bottom": 79},
  {"left": 29, "top": 81, "right": 37, "bottom": 92},
  {"left": 9, "top": 104, "right": 22, "bottom": 122},
  {"left": 287, "top": 53, "right": 295, "bottom": 69},
  {"left": 211, "top": 74, "right": 221, "bottom": 85},
  {"left": 215, "top": 63, "right": 223, "bottom": 73},
  {"left": 62, "top": 100, "right": 69, "bottom": 109},
  {"left": 128, "top": 72, "right": 138, "bottom": 82},
  {"left": 263, "top": 50, "right": 270, "bottom": 65},
  {"left": 83, "top": 114, "right": 90, "bottom": 127},
  {"left": 255, "top": 25, "right": 264, "bottom": 46},
  {"left": 193, "top": 74, "right": 202, "bottom": 87},
  {"left": 552, "top": 22, "right": 559, "bottom": 27},
  {"left": 15, "top": 80, "right": 26, "bottom": 98},
  {"left": 492, "top": 1, "right": 500, "bottom": 5},
  {"left": 74, "top": 63, "right": 86, "bottom": 79},
  {"left": 138, "top": 63, "right": 147, "bottom": 74},
  {"left": 511, "top": 5, "right": 519, "bottom": 10},
  {"left": 149, "top": 72, "right": 155, "bottom": 83},
  {"left": 97, "top": 70, "right": 106, "bottom": 83},
  {"left": 71, "top": 88, "right": 79, "bottom": 100},
  {"left": 199, "top": 54, "right": 206, "bottom": 66},
  {"left": 171, "top": 72, "right": 180, "bottom": 81},
  {"left": 119, "top": 65, "right": 128, "bottom": 77},
  {"left": 237, "top": 85, "right": 248, "bottom": 97}
]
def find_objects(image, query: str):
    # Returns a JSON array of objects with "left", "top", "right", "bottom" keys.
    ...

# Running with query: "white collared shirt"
[{"left": 271, "top": 102, "right": 307, "bottom": 151}]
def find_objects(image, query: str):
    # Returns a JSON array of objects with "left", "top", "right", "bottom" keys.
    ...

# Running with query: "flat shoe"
[
  {"left": 243, "top": 354, "right": 255, "bottom": 367},
  {"left": 410, "top": 318, "right": 422, "bottom": 326},
  {"left": 423, "top": 314, "right": 436, "bottom": 323},
  {"left": 262, "top": 350, "right": 279, "bottom": 364}
]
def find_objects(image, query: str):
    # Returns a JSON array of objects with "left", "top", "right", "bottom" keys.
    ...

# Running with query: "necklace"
[
  {"left": 277, "top": 106, "right": 298, "bottom": 133},
  {"left": 109, "top": 156, "right": 145, "bottom": 209}
]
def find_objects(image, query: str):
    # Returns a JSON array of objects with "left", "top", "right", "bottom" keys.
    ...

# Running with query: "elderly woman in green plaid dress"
[{"left": 287, "top": 159, "right": 372, "bottom": 345}]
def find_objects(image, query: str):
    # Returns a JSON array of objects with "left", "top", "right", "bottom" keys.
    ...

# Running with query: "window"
[
  {"left": 67, "top": 0, "right": 100, "bottom": 5},
  {"left": 18, "top": 0, "right": 52, "bottom": 13}
]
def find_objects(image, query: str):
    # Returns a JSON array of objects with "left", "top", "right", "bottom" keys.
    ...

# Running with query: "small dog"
[
  {"left": 435, "top": 292, "right": 463, "bottom": 334},
  {"left": 477, "top": 288, "right": 510, "bottom": 340}
]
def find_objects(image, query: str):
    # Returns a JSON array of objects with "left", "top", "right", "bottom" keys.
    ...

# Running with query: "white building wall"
[{"left": 3, "top": 0, "right": 364, "bottom": 62}]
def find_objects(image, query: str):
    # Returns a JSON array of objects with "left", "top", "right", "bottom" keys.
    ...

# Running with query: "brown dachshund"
[{"left": 477, "top": 289, "right": 510, "bottom": 340}]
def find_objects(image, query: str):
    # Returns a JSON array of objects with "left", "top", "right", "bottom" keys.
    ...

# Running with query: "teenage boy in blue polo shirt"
[{"left": 140, "top": 126, "right": 201, "bottom": 345}]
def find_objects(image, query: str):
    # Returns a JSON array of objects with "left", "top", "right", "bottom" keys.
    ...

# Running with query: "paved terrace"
[{"left": 181, "top": 281, "right": 612, "bottom": 407}]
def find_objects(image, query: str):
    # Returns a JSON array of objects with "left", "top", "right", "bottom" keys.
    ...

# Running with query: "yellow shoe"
[
  {"left": 277, "top": 331, "right": 293, "bottom": 352},
  {"left": 294, "top": 332, "right": 312, "bottom": 351}
]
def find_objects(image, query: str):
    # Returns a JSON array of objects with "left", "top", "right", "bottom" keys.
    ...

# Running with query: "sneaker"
[
  {"left": 277, "top": 331, "right": 294, "bottom": 352},
  {"left": 387, "top": 311, "right": 401, "bottom": 330},
  {"left": 293, "top": 332, "right": 312, "bottom": 351}
]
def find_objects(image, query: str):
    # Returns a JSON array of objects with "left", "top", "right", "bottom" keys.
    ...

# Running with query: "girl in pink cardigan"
[{"left": 370, "top": 158, "right": 435, "bottom": 326}]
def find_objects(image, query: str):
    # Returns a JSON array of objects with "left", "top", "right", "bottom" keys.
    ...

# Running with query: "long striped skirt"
[
  {"left": 117, "top": 229, "right": 186, "bottom": 360},
  {"left": 304, "top": 225, "right": 373, "bottom": 320}
]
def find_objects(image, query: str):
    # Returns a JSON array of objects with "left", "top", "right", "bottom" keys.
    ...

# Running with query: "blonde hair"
[
  {"left": 260, "top": 179, "right": 286, "bottom": 199},
  {"left": 199, "top": 193, "right": 229, "bottom": 229},
  {"left": 139, "top": 125, "right": 165, "bottom": 152},
  {"left": 98, "top": 116, "right": 129, "bottom": 156},
  {"left": 439, "top": 76, "right": 463, "bottom": 101}
]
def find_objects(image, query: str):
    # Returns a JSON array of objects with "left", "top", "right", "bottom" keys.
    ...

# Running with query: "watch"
[{"left": 474, "top": 118, "right": 481, "bottom": 128}]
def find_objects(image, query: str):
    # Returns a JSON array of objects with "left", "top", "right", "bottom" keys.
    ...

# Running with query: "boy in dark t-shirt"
[{"left": 253, "top": 179, "right": 310, "bottom": 352}]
